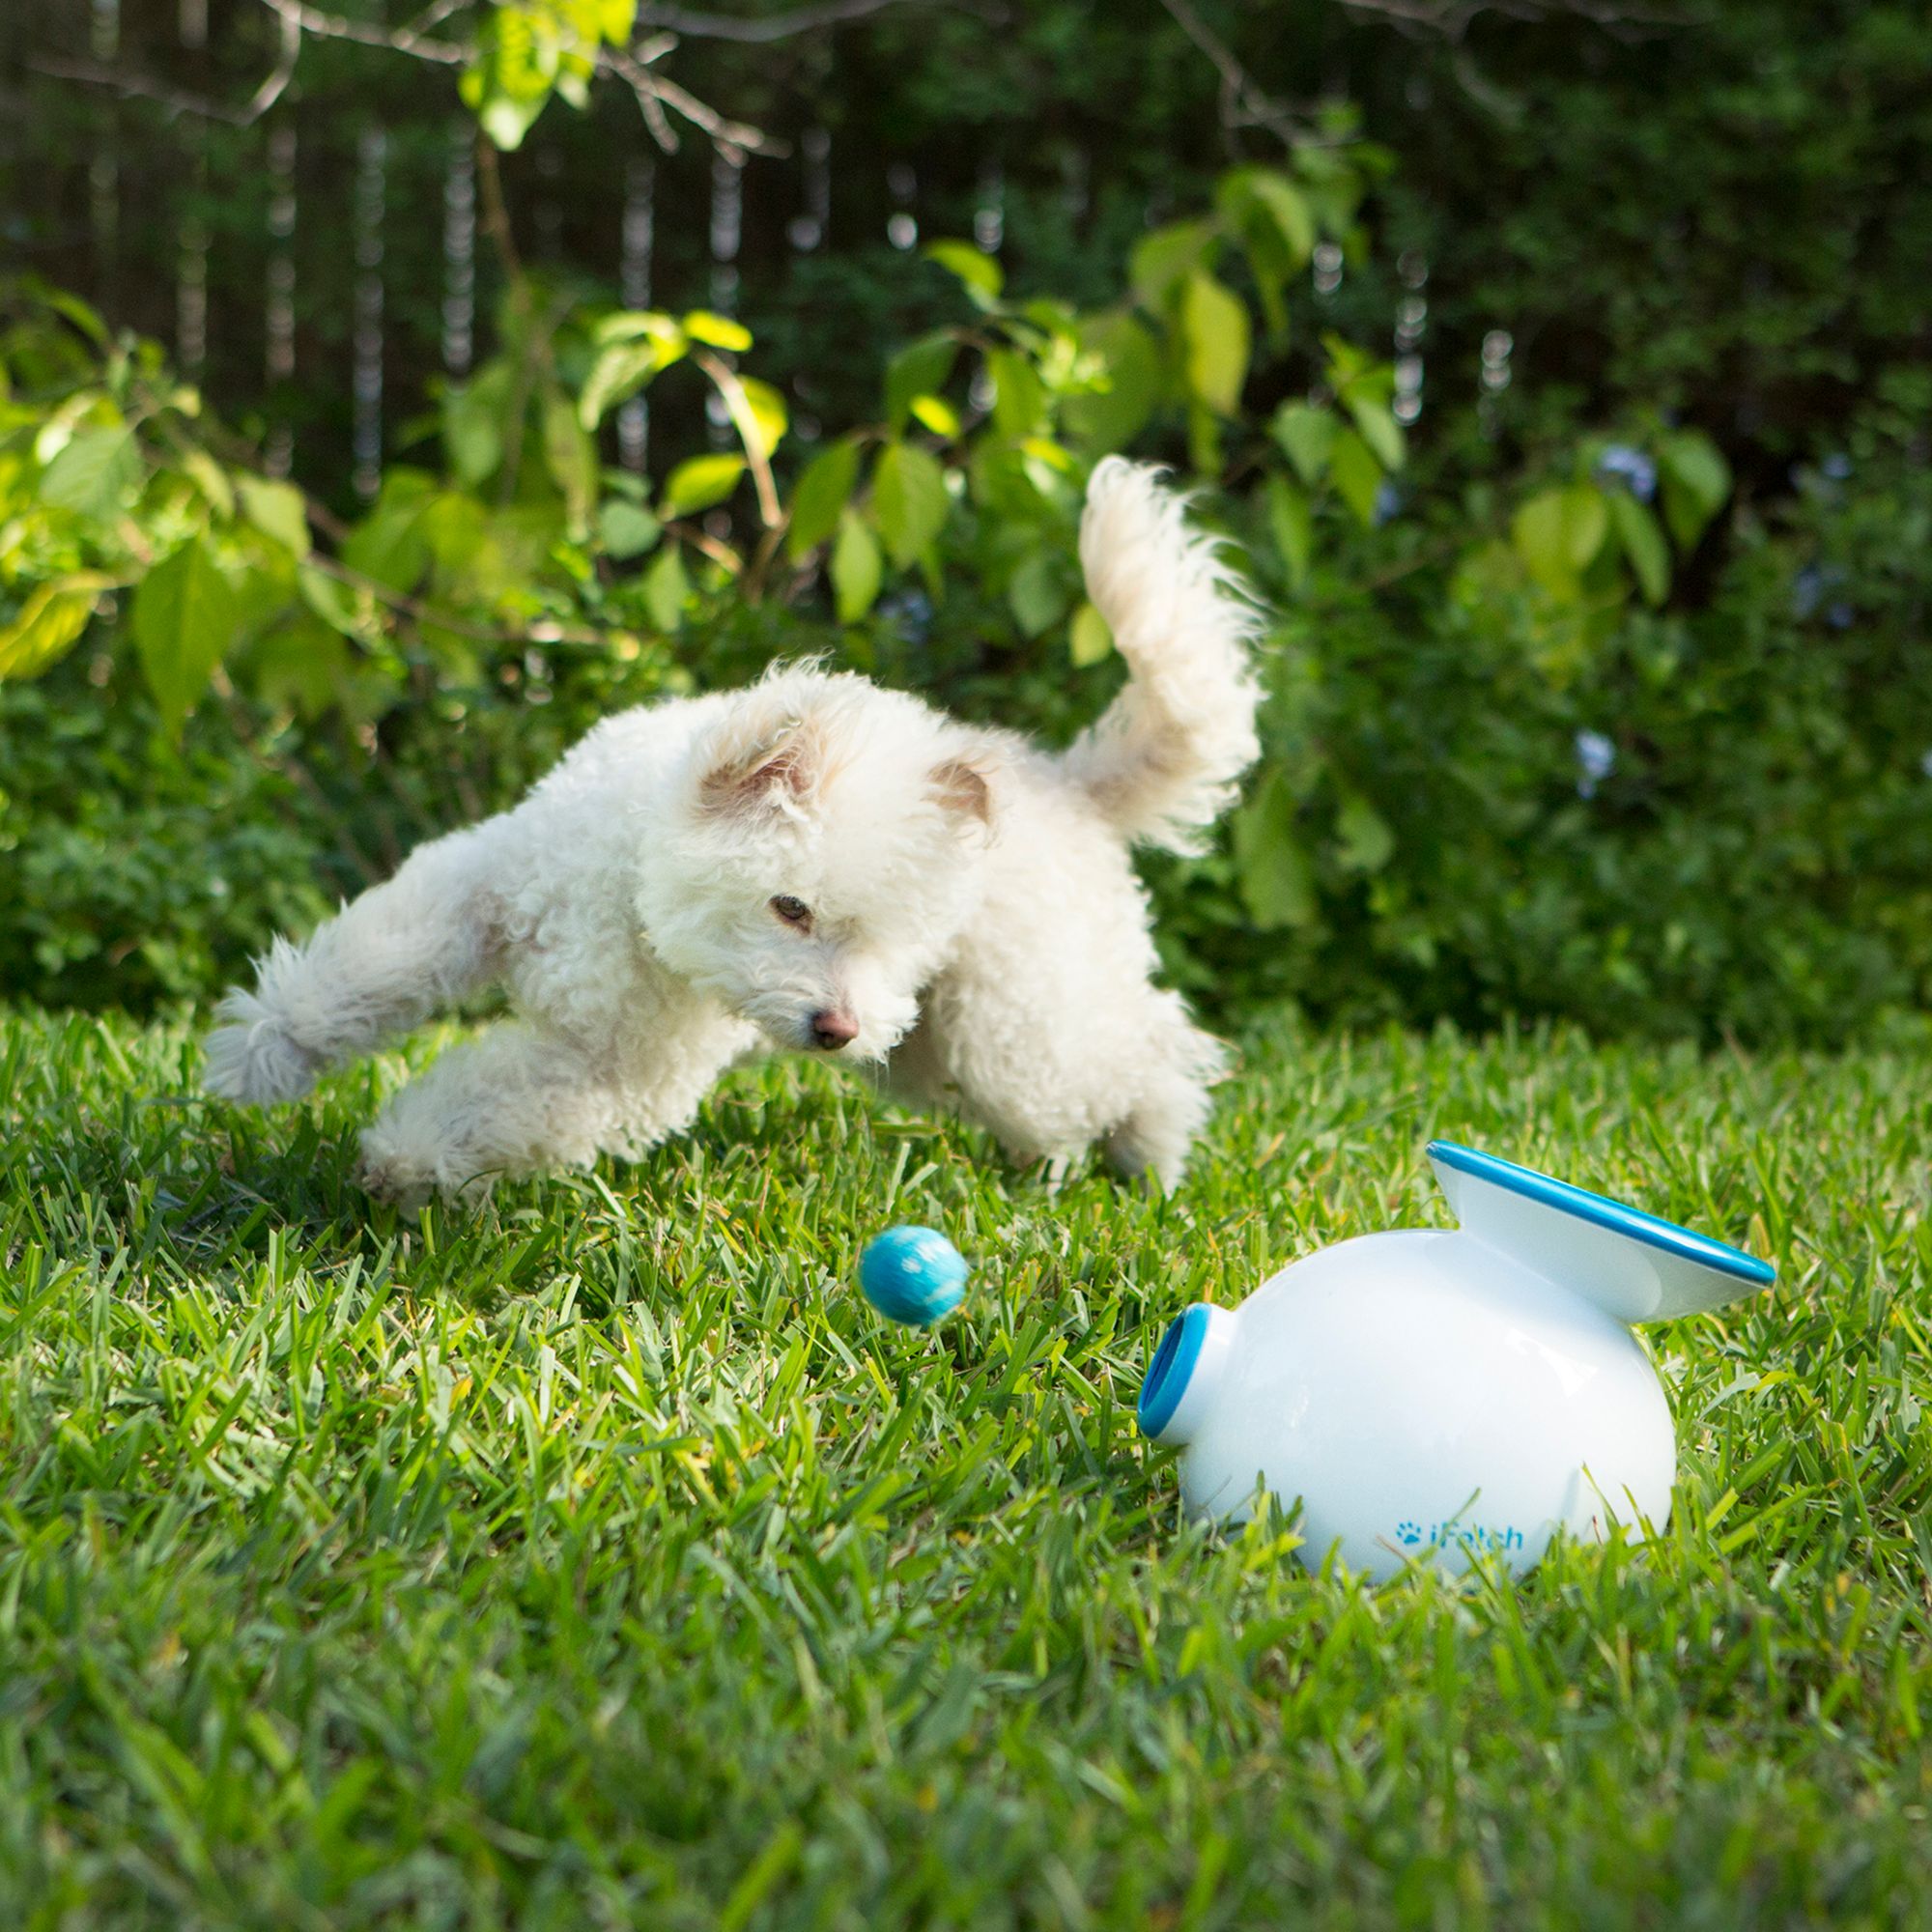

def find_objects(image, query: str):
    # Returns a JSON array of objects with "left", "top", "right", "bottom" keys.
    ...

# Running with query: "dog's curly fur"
[{"left": 203, "top": 459, "right": 1263, "bottom": 1204}]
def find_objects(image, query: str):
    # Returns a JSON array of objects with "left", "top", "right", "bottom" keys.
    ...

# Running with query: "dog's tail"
[{"left": 1059, "top": 458, "right": 1264, "bottom": 854}]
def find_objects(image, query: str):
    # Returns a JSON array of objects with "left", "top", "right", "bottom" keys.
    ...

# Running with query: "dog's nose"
[{"left": 810, "top": 1009, "right": 859, "bottom": 1050}]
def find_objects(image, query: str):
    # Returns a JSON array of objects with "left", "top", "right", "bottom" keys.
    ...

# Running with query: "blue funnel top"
[{"left": 1427, "top": 1140, "right": 1776, "bottom": 1321}]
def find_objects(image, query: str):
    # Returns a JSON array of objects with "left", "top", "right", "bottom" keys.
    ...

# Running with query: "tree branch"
[
  {"left": 604, "top": 43, "right": 786, "bottom": 157},
  {"left": 256, "top": 0, "right": 467, "bottom": 65},
  {"left": 472, "top": 131, "right": 526, "bottom": 291},
  {"left": 402, "top": 0, "right": 474, "bottom": 43},
  {"left": 692, "top": 349, "right": 781, "bottom": 526},
  {"left": 35, "top": 0, "right": 806, "bottom": 159},
  {"left": 1154, "top": 0, "right": 1314, "bottom": 151},
  {"left": 30, "top": 7, "right": 301, "bottom": 128},
  {"left": 637, "top": 0, "right": 938, "bottom": 43},
  {"left": 1331, "top": 0, "right": 1692, "bottom": 40}
]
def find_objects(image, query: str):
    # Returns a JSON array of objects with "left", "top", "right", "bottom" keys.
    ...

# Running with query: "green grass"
[{"left": 1, "top": 1007, "right": 1929, "bottom": 1929}]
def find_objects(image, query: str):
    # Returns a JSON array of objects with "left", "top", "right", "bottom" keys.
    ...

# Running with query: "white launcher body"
[{"left": 1137, "top": 1141, "right": 1776, "bottom": 1580}]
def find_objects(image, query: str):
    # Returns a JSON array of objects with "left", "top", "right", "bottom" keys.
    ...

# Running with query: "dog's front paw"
[
  {"left": 355, "top": 1148, "right": 434, "bottom": 1213},
  {"left": 356, "top": 1126, "right": 496, "bottom": 1212},
  {"left": 355, "top": 1126, "right": 445, "bottom": 1213}
]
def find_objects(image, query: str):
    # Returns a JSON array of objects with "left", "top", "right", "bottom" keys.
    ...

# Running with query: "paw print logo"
[{"left": 1396, "top": 1520, "right": 1423, "bottom": 1547}]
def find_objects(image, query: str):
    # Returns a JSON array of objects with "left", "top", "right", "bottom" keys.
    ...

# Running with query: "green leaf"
[
  {"left": 1068, "top": 599, "right": 1113, "bottom": 667},
  {"left": 181, "top": 448, "right": 235, "bottom": 521},
  {"left": 1265, "top": 474, "right": 1313, "bottom": 590},
  {"left": 597, "top": 497, "right": 662, "bottom": 560},
  {"left": 872, "top": 441, "right": 950, "bottom": 569},
  {"left": 593, "top": 308, "right": 686, "bottom": 347},
  {"left": 238, "top": 476, "right": 310, "bottom": 557},
  {"left": 1008, "top": 552, "right": 1074, "bottom": 638},
  {"left": 44, "top": 289, "right": 108, "bottom": 347},
  {"left": 924, "top": 240, "right": 1004, "bottom": 306},
  {"left": 460, "top": 6, "right": 560, "bottom": 151},
  {"left": 909, "top": 395, "right": 960, "bottom": 437},
  {"left": 1232, "top": 768, "right": 1317, "bottom": 929},
  {"left": 578, "top": 333, "right": 684, "bottom": 429},
  {"left": 785, "top": 440, "right": 862, "bottom": 559},
  {"left": 420, "top": 491, "right": 490, "bottom": 582},
  {"left": 131, "top": 537, "right": 239, "bottom": 737},
  {"left": 642, "top": 543, "right": 691, "bottom": 632},
  {"left": 1321, "top": 331, "right": 1376, "bottom": 389},
  {"left": 249, "top": 613, "right": 355, "bottom": 720},
  {"left": 1218, "top": 169, "right": 1312, "bottom": 341},
  {"left": 1658, "top": 430, "right": 1732, "bottom": 551},
  {"left": 1129, "top": 219, "right": 1218, "bottom": 311},
  {"left": 1062, "top": 313, "right": 1161, "bottom": 455},
  {"left": 342, "top": 472, "right": 436, "bottom": 593},
  {"left": 830, "top": 510, "right": 882, "bottom": 623},
  {"left": 1271, "top": 402, "right": 1337, "bottom": 485},
  {"left": 592, "top": 0, "right": 639, "bottom": 42},
  {"left": 1560, "top": 489, "right": 1611, "bottom": 568},
  {"left": 729, "top": 377, "right": 789, "bottom": 466},
  {"left": 1179, "top": 270, "right": 1250, "bottom": 417},
  {"left": 1344, "top": 393, "right": 1405, "bottom": 472},
  {"left": 0, "top": 577, "right": 109, "bottom": 680},
  {"left": 40, "top": 425, "right": 140, "bottom": 519},
  {"left": 660, "top": 454, "right": 745, "bottom": 519},
  {"left": 1334, "top": 794, "right": 1396, "bottom": 873},
  {"left": 1607, "top": 491, "right": 1670, "bottom": 607},
  {"left": 885, "top": 334, "right": 958, "bottom": 436},
  {"left": 1513, "top": 486, "right": 1609, "bottom": 595},
  {"left": 443, "top": 369, "right": 510, "bottom": 488},
  {"left": 1245, "top": 171, "right": 1316, "bottom": 269},
  {"left": 1329, "top": 428, "right": 1381, "bottom": 527},
  {"left": 541, "top": 387, "right": 598, "bottom": 534},
  {"left": 297, "top": 565, "right": 364, "bottom": 639},
  {"left": 476, "top": 91, "right": 545, "bottom": 150},
  {"left": 1187, "top": 404, "right": 1224, "bottom": 479},
  {"left": 680, "top": 310, "right": 753, "bottom": 352},
  {"left": 985, "top": 350, "right": 1044, "bottom": 440}
]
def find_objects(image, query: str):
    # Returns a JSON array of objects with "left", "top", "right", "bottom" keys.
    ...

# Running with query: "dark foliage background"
[{"left": 2, "top": 0, "right": 1929, "bottom": 1040}]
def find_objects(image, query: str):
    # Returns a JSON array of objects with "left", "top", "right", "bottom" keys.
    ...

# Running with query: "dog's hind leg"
[
  {"left": 1101, "top": 1008, "right": 1226, "bottom": 1189},
  {"left": 907, "top": 965, "right": 1225, "bottom": 1191},
  {"left": 203, "top": 827, "right": 500, "bottom": 1107}
]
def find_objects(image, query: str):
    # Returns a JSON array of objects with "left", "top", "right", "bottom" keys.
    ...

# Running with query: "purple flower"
[
  {"left": 879, "top": 587, "right": 933, "bottom": 645},
  {"left": 1575, "top": 728, "right": 1616, "bottom": 799},
  {"left": 1372, "top": 480, "right": 1403, "bottom": 526},
  {"left": 1594, "top": 445, "right": 1657, "bottom": 503},
  {"left": 1792, "top": 562, "right": 1847, "bottom": 622}
]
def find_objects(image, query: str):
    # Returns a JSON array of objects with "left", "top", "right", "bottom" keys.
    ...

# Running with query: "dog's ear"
[
  {"left": 928, "top": 757, "right": 994, "bottom": 833},
  {"left": 696, "top": 709, "right": 819, "bottom": 818}
]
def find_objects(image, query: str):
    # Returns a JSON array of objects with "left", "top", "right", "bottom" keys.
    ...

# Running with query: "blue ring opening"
[
  {"left": 1138, "top": 1304, "right": 1210, "bottom": 1438},
  {"left": 1426, "top": 1140, "right": 1776, "bottom": 1288}
]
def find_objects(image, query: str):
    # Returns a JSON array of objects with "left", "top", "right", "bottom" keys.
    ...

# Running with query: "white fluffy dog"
[{"left": 203, "top": 459, "right": 1262, "bottom": 1204}]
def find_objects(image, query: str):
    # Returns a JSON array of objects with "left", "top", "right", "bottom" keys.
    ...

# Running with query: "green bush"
[
  {"left": 10, "top": 377, "right": 1929, "bottom": 1041},
  {"left": 3, "top": 22, "right": 1930, "bottom": 1043},
  {"left": 0, "top": 672, "right": 331, "bottom": 1010},
  {"left": 1151, "top": 376, "right": 1932, "bottom": 1040}
]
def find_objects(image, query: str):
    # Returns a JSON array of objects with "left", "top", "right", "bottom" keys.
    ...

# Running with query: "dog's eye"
[{"left": 770, "top": 895, "right": 812, "bottom": 929}]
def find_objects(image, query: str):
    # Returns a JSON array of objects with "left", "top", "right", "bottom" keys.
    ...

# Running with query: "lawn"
[{"left": 1, "top": 1007, "right": 1928, "bottom": 1928}]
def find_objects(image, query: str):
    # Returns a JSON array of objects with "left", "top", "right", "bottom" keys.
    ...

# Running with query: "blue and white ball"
[{"left": 860, "top": 1226, "right": 969, "bottom": 1326}]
